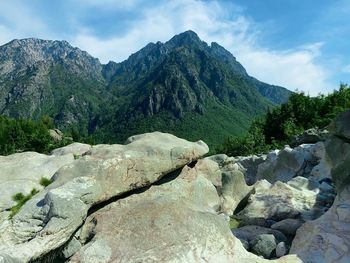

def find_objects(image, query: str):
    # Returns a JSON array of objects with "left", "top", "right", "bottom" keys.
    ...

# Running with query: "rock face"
[
  {"left": 0, "top": 152, "right": 74, "bottom": 220},
  {"left": 290, "top": 186, "right": 350, "bottom": 262},
  {"left": 290, "top": 110, "right": 350, "bottom": 262},
  {"left": 0, "top": 132, "right": 208, "bottom": 262}
]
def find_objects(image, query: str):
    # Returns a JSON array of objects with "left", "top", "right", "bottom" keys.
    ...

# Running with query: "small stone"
[
  {"left": 276, "top": 242, "right": 288, "bottom": 257},
  {"left": 250, "top": 234, "right": 277, "bottom": 259}
]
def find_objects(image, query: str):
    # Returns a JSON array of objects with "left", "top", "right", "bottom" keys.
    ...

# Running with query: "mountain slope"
[
  {"left": 0, "top": 38, "right": 109, "bottom": 134},
  {"left": 0, "top": 31, "right": 291, "bottom": 147},
  {"left": 95, "top": 31, "right": 290, "bottom": 146}
]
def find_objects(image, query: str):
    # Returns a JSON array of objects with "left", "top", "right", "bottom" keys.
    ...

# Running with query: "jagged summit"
[
  {"left": 0, "top": 31, "right": 291, "bottom": 147},
  {"left": 165, "top": 30, "right": 205, "bottom": 48}
]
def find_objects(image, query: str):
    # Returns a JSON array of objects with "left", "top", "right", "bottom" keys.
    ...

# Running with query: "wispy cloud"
[
  {"left": 0, "top": 0, "right": 49, "bottom": 41},
  {"left": 70, "top": 0, "right": 143, "bottom": 10},
  {"left": 69, "top": 0, "right": 330, "bottom": 95},
  {"left": 0, "top": 0, "right": 337, "bottom": 95}
]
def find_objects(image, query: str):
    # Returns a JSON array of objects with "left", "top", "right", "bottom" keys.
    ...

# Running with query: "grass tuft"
[
  {"left": 39, "top": 177, "right": 52, "bottom": 187},
  {"left": 9, "top": 188, "right": 39, "bottom": 219}
]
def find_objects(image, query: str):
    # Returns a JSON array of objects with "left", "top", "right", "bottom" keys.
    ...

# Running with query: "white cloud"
[
  {"left": 71, "top": 0, "right": 142, "bottom": 10},
  {"left": 0, "top": 0, "right": 51, "bottom": 45},
  {"left": 233, "top": 43, "right": 330, "bottom": 96},
  {"left": 0, "top": 0, "right": 334, "bottom": 95},
  {"left": 70, "top": 0, "right": 331, "bottom": 95}
]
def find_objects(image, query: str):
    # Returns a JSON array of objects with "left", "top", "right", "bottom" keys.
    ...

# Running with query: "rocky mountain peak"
[
  {"left": 165, "top": 30, "right": 207, "bottom": 49},
  {"left": 0, "top": 38, "right": 101, "bottom": 76}
]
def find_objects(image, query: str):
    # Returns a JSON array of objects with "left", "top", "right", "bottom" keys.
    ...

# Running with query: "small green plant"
[
  {"left": 9, "top": 188, "right": 39, "bottom": 219},
  {"left": 73, "top": 154, "right": 80, "bottom": 160},
  {"left": 39, "top": 177, "right": 52, "bottom": 187},
  {"left": 229, "top": 217, "right": 240, "bottom": 229}
]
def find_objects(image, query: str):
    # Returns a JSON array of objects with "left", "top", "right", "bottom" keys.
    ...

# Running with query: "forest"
[
  {"left": 0, "top": 84, "right": 349, "bottom": 156},
  {"left": 217, "top": 84, "right": 350, "bottom": 156}
]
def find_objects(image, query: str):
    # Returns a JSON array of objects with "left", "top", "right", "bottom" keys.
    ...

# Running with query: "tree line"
[{"left": 217, "top": 84, "right": 350, "bottom": 156}]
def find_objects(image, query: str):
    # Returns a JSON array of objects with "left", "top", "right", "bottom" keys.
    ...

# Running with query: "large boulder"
[
  {"left": 202, "top": 155, "right": 253, "bottom": 215},
  {"left": 271, "top": 219, "right": 303, "bottom": 236},
  {"left": 330, "top": 109, "right": 350, "bottom": 140},
  {"left": 234, "top": 154, "right": 267, "bottom": 185},
  {"left": 0, "top": 132, "right": 209, "bottom": 263},
  {"left": 289, "top": 110, "right": 350, "bottom": 263},
  {"left": 256, "top": 145, "right": 307, "bottom": 183},
  {"left": 255, "top": 142, "right": 330, "bottom": 185},
  {"left": 237, "top": 177, "right": 322, "bottom": 222},
  {"left": 232, "top": 225, "right": 287, "bottom": 245},
  {"left": 0, "top": 152, "right": 74, "bottom": 219},
  {"left": 290, "top": 128, "right": 329, "bottom": 147},
  {"left": 290, "top": 186, "right": 350, "bottom": 263},
  {"left": 51, "top": 142, "right": 92, "bottom": 156},
  {"left": 324, "top": 136, "right": 350, "bottom": 193},
  {"left": 68, "top": 162, "right": 300, "bottom": 263}
]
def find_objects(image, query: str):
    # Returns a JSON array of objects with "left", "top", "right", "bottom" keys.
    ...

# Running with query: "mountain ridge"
[{"left": 0, "top": 31, "right": 291, "bottom": 147}]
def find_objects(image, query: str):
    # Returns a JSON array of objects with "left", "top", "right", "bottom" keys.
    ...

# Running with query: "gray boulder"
[
  {"left": 330, "top": 109, "right": 350, "bottom": 140},
  {"left": 201, "top": 155, "right": 253, "bottom": 215},
  {"left": 250, "top": 234, "right": 277, "bottom": 259},
  {"left": 271, "top": 219, "right": 303, "bottom": 236},
  {"left": 291, "top": 128, "right": 329, "bottom": 146},
  {"left": 276, "top": 242, "right": 288, "bottom": 257},
  {"left": 234, "top": 154, "right": 267, "bottom": 185},
  {"left": 0, "top": 132, "right": 209, "bottom": 263},
  {"left": 237, "top": 177, "right": 322, "bottom": 222},
  {"left": 256, "top": 146, "right": 305, "bottom": 183},
  {"left": 0, "top": 151, "right": 74, "bottom": 218},
  {"left": 51, "top": 142, "right": 91, "bottom": 156},
  {"left": 324, "top": 136, "right": 350, "bottom": 193},
  {"left": 290, "top": 186, "right": 350, "bottom": 263},
  {"left": 232, "top": 225, "right": 287, "bottom": 244},
  {"left": 49, "top": 129, "right": 64, "bottom": 141},
  {"left": 68, "top": 162, "right": 300, "bottom": 263}
]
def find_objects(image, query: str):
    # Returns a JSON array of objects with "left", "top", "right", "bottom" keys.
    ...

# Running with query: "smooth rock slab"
[
  {"left": 69, "top": 163, "right": 301, "bottom": 263},
  {"left": 0, "top": 132, "right": 209, "bottom": 263},
  {"left": 51, "top": 142, "right": 91, "bottom": 156},
  {"left": 0, "top": 151, "right": 74, "bottom": 213},
  {"left": 237, "top": 177, "right": 321, "bottom": 222}
]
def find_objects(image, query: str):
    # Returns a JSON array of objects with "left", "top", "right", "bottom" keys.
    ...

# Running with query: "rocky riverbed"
[{"left": 0, "top": 110, "right": 349, "bottom": 263}]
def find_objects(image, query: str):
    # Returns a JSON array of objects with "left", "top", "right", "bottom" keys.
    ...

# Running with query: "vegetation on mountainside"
[
  {"left": 217, "top": 84, "right": 350, "bottom": 156},
  {"left": 0, "top": 33, "right": 290, "bottom": 150},
  {"left": 0, "top": 115, "right": 70, "bottom": 155},
  {"left": 9, "top": 188, "right": 39, "bottom": 219}
]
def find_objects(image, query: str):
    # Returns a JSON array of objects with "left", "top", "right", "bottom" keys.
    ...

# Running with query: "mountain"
[{"left": 0, "top": 31, "right": 291, "bottom": 147}]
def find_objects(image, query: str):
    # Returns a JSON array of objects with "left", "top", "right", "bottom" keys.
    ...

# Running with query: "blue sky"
[{"left": 0, "top": 0, "right": 349, "bottom": 95}]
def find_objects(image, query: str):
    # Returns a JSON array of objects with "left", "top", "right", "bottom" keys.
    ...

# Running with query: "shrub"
[
  {"left": 9, "top": 188, "right": 39, "bottom": 219},
  {"left": 39, "top": 177, "right": 52, "bottom": 187}
]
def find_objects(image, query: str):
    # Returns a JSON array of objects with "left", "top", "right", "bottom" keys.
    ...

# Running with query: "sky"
[{"left": 0, "top": 0, "right": 349, "bottom": 95}]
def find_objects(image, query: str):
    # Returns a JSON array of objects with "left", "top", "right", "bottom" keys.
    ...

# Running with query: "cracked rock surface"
[{"left": 0, "top": 132, "right": 208, "bottom": 262}]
